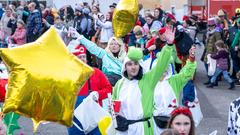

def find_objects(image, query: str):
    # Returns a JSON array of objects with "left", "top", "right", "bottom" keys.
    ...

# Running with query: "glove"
[{"left": 89, "top": 91, "right": 99, "bottom": 101}]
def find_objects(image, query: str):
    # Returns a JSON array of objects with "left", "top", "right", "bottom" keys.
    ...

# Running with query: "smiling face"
[
  {"left": 125, "top": 61, "right": 140, "bottom": 79},
  {"left": 109, "top": 39, "right": 120, "bottom": 54},
  {"left": 171, "top": 114, "right": 191, "bottom": 135}
]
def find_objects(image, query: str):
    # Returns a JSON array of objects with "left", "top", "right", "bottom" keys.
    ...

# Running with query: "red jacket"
[{"left": 78, "top": 68, "right": 112, "bottom": 105}]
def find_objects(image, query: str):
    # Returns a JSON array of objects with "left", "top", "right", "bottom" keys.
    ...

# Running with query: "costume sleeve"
[
  {"left": 227, "top": 101, "right": 236, "bottom": 135},
  {"left": 95, "top": 69, "right": 112, "bottom": 101},
  {"left": 231, "top": 30, "right": 240, "bottom": 48},
  {"left": 80, "top": 36, "right": 107, "bottom": 59},
  {"left": 112, "top": 79, "right": 123, "bottom": 100},
  {"left": 168, "top": 59, "right": 197, "bottom": 102},
  {"left": 143, "top": 45, "right": 172, "bottom": 89}
]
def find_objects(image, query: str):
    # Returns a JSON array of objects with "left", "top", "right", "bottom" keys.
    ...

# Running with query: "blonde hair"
[{"left": 105, "top": 37, "right": 126, "bottom": 62}]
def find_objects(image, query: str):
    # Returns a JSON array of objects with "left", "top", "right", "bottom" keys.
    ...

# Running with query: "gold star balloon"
[
  {"left": 0, "top": 27, "right": 94, "bottom": 131},
  {"left": 112, "top": 0, "right": 139, "bottom": 37}
]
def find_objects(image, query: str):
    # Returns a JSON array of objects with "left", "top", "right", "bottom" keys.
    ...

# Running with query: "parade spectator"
[
  {"left": 7, "top": 12, "right": 18, "bottom": 35},
  {"left": 73, "top": 6, "right": 88, "bottom": 36},
  {"left": 167, "top": 107, "right": 195, "bottom": 135},
  {"left": 97, "top": 12, "right": 113, "bottom": 49},
  {"left": 154, "top": 7, "right": 164, "bottom": 22},
  {"left": 133, "top": 25, "right": 146, "bottom": 49},
  {"left": 207, "top": 40, "right": 235, "bottom": 89},
  {"left": 10, "top": 19, "right": 26, "bottom": 45},
  {"left": 231, "top": 18, "right": 240, "bottom": 83},
  {"left": 0, "top": 6, "right": 12, "bottom": 37},
  {"left": 70, "top": 29, "right": 126, "bottom": 86},
  {"left": 109, "top": 3, "right": 117, "bottom": 14},
  {"left": 26, "top": 2, "right": 42, "bottom": 43},
  {"left": 68, "top": 44, "right": 112, "bottom": 135},
  {"left": 143, "top": 13, "right": 162, "bottom": 35},
  {"left": 202, "top": 18, "right": 222, "bottom": 85}
]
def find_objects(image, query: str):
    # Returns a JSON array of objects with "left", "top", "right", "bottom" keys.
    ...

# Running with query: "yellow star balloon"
[
  {"left": 0, "top": 27, "right": 94, "bottom": 131},
  {"left": 112, "top": 0, "right": 139, "bottom": 37}
]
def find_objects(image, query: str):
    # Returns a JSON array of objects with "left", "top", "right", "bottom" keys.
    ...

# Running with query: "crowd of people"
[{"left": 0, "top": 0, "right": 240, "bottom": 135}]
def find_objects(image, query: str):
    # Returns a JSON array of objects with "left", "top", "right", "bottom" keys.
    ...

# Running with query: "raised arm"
[
  {"left": 144, "top": 45, "right": 172, "bottom": 89},
  {"left": 70, "top": 28, "right": 107, "bottom": 59}
]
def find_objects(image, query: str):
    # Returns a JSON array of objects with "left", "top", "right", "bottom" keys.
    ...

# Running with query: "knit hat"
[
  {"left": 122, "top": 47, "right": 145, "bottom": 76},
  {"left": 72, "top": 44, "right": 86, "bottom": 56},
  {"left": 158, "top": 28, "right": 166, "bottom": 35},
  {"left": 207, "top": 18, "right": 216, "bottom": 25},
  {"left": 75, "top": 6, "right": 83, "bottom": 12},
  {"left": 182, "top": 15, "right": 189, "bottom": 21},
  {"left": 167, "top": 13, "right": 176, "bottom": 20},
  {"left": 83, "top": 8, "right": 90, "bottom": 15},
  {"left": 217, "top": 9, "right": 225, "bottom": 16}
]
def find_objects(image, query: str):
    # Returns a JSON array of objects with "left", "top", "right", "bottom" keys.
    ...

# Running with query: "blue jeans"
[
  {"left": 210, "top": 68, "right": 233, "bottom": 83},
  {"left": 68, "top": 96, "right": 101, "bottom": 135}
]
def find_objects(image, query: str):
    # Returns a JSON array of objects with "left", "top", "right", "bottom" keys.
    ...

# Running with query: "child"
[
  {"left": 133, "top": 25, "right": 146, "bottom": 50},
  {"left": 207, "top": 40, "right": 235, "bottom": 89}
]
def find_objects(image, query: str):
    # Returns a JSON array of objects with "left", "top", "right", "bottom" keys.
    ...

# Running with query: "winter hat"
[
  {"left": 122, "top": 47, "right": 145, "bottom": 76},
  {"left": 189, "top": 15, "right": 198, "bottom": 21},
  {"left": 72, "top": 44, "right": 87, "bottom": 56},
  {"left": 167, "top": 13, "right": 176, "bottom": 20},
  {"left": 207, "top": 18, "right": 216, "bottom": 25},
  {"left": 127, "top": 47, "right": 143, "bottom": 61},
  {"left": 83, "top": 8, "right": 90, "bottom": 15},
  {"left": 217, "top": 9, "right": 225, "bottom": 16},
  {"left": 235, "top": 8, "right": 240, "bottom": 16},
  {"left": 75, "top": 6, "right": 83, "bottom": 12},
  {"left": 182, "top": 15, "right": 189, "bottom": 21},
  {"left": 158, "top": 27, "right": 166, "bottom": 35}
]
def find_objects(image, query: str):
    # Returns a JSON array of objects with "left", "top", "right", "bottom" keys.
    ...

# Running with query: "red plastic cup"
[{"left": 113, "top": 100, "right": 121, "bottom": 113}]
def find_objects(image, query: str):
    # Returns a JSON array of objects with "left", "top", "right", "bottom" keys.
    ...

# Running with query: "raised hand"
[
  {"left": 164, "top": 26, "right": 176, "bottom": 44},
  {"left": 189, "top": 45, "right": 196, "bottom": 58}
]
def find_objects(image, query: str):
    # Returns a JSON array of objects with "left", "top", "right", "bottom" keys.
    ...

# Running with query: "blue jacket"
[
  {"left": 80, "top": 37, "right": 123, "bottom": 76},
  {"left": 26, "top": 10, "right": 42, "bottom": 36}
]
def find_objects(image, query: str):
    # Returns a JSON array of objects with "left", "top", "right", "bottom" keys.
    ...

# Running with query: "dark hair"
[
  {"left": 161, "top": 129, "right": 180, "bottom": 135},
  {"left": 106, "top": 12, "right": 113, "bottom": 22},
  {"left": 154, "top": 7, "right": 164, "bottom": 20},
  {"left": 167, "top": 107, "right": 195, "bottom": 135},
  {"left": 145, "top": 13, "right": 154, "bottom": 19},
  {"left": 123, "top": 64, "right": 143, "bottom": 80}
]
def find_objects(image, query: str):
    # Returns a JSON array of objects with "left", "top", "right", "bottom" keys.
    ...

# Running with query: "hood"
[{"left": 121, "top": 47, "right": 145, "bottom": 79}]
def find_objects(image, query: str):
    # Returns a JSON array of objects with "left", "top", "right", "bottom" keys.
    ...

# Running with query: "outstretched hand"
[{"left": 164, "top": 25, "right": 176, "bottom": 44}]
